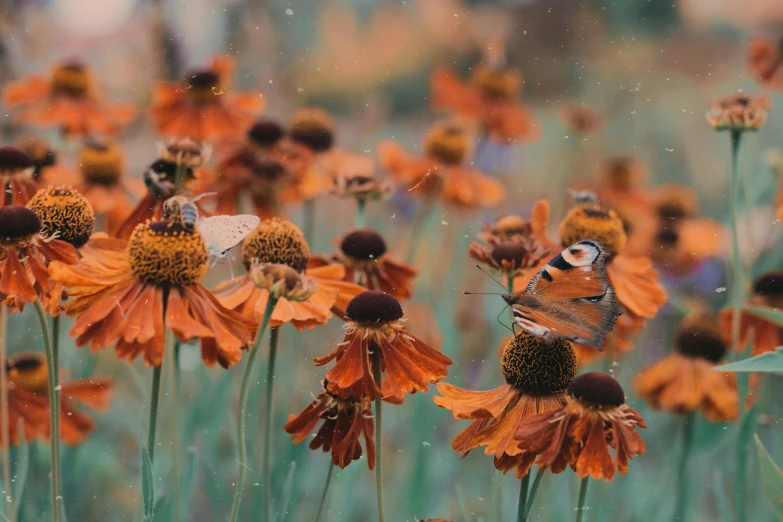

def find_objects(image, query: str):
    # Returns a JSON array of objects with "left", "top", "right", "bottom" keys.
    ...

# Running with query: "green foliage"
[{"left": 755, "top": 434, "right": 783, "bottom": 520}]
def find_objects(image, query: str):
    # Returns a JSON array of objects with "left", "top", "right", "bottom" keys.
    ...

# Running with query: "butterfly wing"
[
  {"left": 511, "top": 240, "right": 622, "bottom": 349},
  {"left": 196, "top": 215, "right": 261, "bottom": 257}
]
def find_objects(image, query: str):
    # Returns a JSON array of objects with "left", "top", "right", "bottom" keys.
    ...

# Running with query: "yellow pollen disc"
[
  {"left": 424, "top": 123, "right": 469, "bottom": 166},
  {"left": 473, "top": 66, "right": 521, "bottom": 101},
  {"left": 241, "top": 218, "right": 310, "bottom": 272},
  {"left": 79, "top": 144, "right": 124, "bottom": 185},
  {"left": 27, "top": 186, "right": 95, "bottom": 248},
  {"left": 51, "top": 64, "right": 91, "bottom": 97},
  {"left": 559, "top": 205, "right": 627, "bottom": 257},
  {"left": 128, "top": 222, "right": 209, "bottom": 286}
]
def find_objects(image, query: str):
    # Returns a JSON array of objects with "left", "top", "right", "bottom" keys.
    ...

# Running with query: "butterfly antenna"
[
  {"left": 474, "top": 265, "right": 511, "bottom": 292},
  {"left": 495, "top": 304, "right": 513, "bottom": 333}
]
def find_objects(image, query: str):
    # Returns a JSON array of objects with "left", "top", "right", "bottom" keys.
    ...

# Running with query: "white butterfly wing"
[{"left": 197, "top": 215, "right": 261, "bottom": 257}]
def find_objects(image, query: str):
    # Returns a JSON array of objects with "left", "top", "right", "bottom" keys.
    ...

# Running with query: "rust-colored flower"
[
  {"left": 315, "top": 290, "right": 452, "bottom": 404},
  {"left": 214, "top": 218, "right": 365, "bottom": 330},
  {"left": 378, "top": 120, "right": 505, "bottom": 209},
  {"left": 720, "top": 271, "right": 783, "bottom": 357},
  {"left": 430, "top": 53, "right": 539, "bottom": 143},
  {"left": 0, "top": 205, "right": 77, "bottom": 314},
  {"left": 635, "top": 314, "right": 738, "bottom": 422},
  {"left": 49, "top": 218, "right": 254, "bottom": 368},
  {"left": 310, "top": 229, "right": 417, "bottom": 301},
  {"left": 115, "top": 140, "right": 208, "bottom": 240},
  {"left": 150, "top": 55, "right": 264, "bottom": 141},
  {"left": 515, "top": 372, "right": 646, "bottom": 480},
  {"left": 2, "top": 62, "right": 135, "bottom": 137},
  {"left": 593, "top": 156, "right": 652, "bottom": 212},
  {"left": 706, "top": 93, "right": 770, "bottom": 131},
  {"left": 559, "top": 104, "right": 604, "bottom": 135},
  {"left": 0, "top": 147, "right": 41, "bottom": 207},
  {"left": 16, "top": 136, "right": 70, "bottom": 185},
  {"left": 747, "top": 36, "right": 783, "bottom": 92},
  {"left": 7, "top": 352, "right": 114, "bottom": 446},
  {"left": 284, "top": 380, "right": 375, "bottom": 469},
  {"left": 332, "top": 174, "right": 393, "bottom": 202},
  {"left": 205, "top": 120, "right": 289, "bottom": 218},
  {"left": 434, "top": 332, "right": 576, "bottom": 478}
]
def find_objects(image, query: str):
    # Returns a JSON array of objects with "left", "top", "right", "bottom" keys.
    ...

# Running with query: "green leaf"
[
  {"left": 718, "top": 347, "right": 783, "bottom": 373},
  {"left": 140, "top": 439, "right": 155, "bottom": 522},
  {"left": 755, "top": 434, "right": 783, "bottom": 520},
  {"left": 12, "top": 421, "right": 29, "bottom": 522}
]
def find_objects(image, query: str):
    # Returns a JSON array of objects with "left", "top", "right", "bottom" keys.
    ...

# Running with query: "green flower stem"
[
  {"left": 672, "top": 412, "right": 695, "bottom": 521},
  {"left": 516, "top": 472, "right": 530, "bottom": 522},
  {"left": 523, "top": 468, "right": 546, "bottom": 521},
  {"left": 262, "top": 326, "right": 281, "bottom": 521},
  {"left": 728, "top": 130, "right": 743, "bottom": 360},
  {"left": 356, "top": 199, "right": 367, "bottom": 228},
  {"left": 228, "top": 297, "right": 277, "bottom": 522},
  {"left": 372, "top": 352, "right": 385, "bottom": 522},
  {"left": 147, "top": 366, "right": 163, "bottom": 464},
  {"left": 33, "top": 301, "right": 61, "bottom": 522},
  {"left": 167, "top": 338, "right": 181, "bottom": 522},
  {"left": 174, "top": 162, "right": 185, "bottom": 195},
  {"left": 0, "top": 305, "right": 13, "bottom": 522},
  {"left": 314, "top": 461, "right": 335, "bottom": 522},
  {"left": 575, "top": 477, "right": 589, "bottom": 522}
]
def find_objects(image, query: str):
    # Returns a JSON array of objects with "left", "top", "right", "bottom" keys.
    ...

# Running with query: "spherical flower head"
[
  {"left": 345, "top": 290, "right": 404, "bottom": 325},
  {"left": 599, "top": 156, "right": 645, "bottom": 191},
  {"left": 289, "top": 108, "right": 335, "bottom": 152},
  {"left": 567, "top": 372, "right": 625, "bottom": 408},
  {"left": 79, "top": 142, "right": 124, "bottom": 185},
  {"left": 127, "top": 221, "right": 209, "bottom": 286},
  {"left": 654, "top": 183, "right": 699, "bottom": 220},
  {"left": 6, "top": 352, "right": 48, "bottom": 393},
  {"left": 424, "top": 120, "right": 470, "bottom": 166},
  {"left": 241, "top": 218, "right": 309, "bottom": 272},
  {"left": 17, "top": 136, "right": 56, "bottom": 180},
  {"left": 332, "top": 175, "right": 393, "bottom": 201},
  {"left": 706, "top": 93, "right": 770, "bottom": 132},
  {"left": 560, "top": 104, "right": 604, "bottom": 135},
  {"left": 559, "top": 205, "right": 627, "bottom": 257},
  {"left": 491, "top": 215, "right": 531, "bottom": 241},
  {"left": 752, "top": 271, "right": 783, "bottom": 309},
  {"left": 340, "top": 229, "right": 387, "bottom": 261},
  {"left": 472, "top": 65, "right": 521, "bottom": 101},
  {"left": 156, "top": 138, "right": 211, "bottom": 169},
  {"left": 186, "top": 68, "right": 222, "bottom": 103},
  {"left": 50, "top": 62, "right": 90, "bottom": 97},
  {"left": 247, "top": 120, "right": 284, "bottom": 149},
  {"left": 675, "top": 322, "right": 728, "bottom": 363},
  {"left": 249, "top": 262, "right": 317, "bottom": 301},
  {"left": 0, "top": 147, "right": 35, "bottom": 179},
  {"left": 0, "top": 205, "right": 42, "bottom": 247},
  {"left": 27, "top": 186, "right": 94, "bottom": 248},
  {"left": 501, "top": 332, "right": 577, "bottom": 396}
]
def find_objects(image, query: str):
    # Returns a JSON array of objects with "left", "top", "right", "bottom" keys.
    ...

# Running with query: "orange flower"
[
  {"left": 332, "top": 174, "right": 393, "bottom": 202},
  {"left": 378, "top": 120, "right": 505, "bottom": 209},
  {"left": 515, "top": 372, "right": 646, "bottom": 480},
  {"left": 310, "top": 229, "right": 417, "bottom": 301},
  {"left": 284, "top": 380, "right": 375, "bottom": 469},
  {"left": 49, "top": 219, "right": 254, "bottom": 368},
  {"left": 0, "top": 205, "right": 77, "bottom": 314},
  {"left": 559, "top": 104, "right": 604, "bottom": 135},
  {"left": 0, "top": 147, "right": 41, "bottom": 207},
  {"left": 635, "top": 319, "right": 739, "bottom": 422},
  {"left": 593, "top": 156, "right": 652, "bottom": 212},
  {"left": 205, "top": 120, "right": 288, "bottom": 218},
  {"left": 706, "top": 93, "right": 770, "bottom": 131},
  {"left": 150, "top": 55, "right": 264, "bottom": 141},
  {"left": 16, "top": 136, "right": 71, "bottom": 186},
  {"left": 429, "top": 59, "right": 539, "bottom": 143},
  {"left": 747, "top": 37, "right": 783, "bottom": 92},
  {"left": 7, "top": 352, "right": 114, "bottom": 445},
  {"left": 2, "top": 62, "right": 135, "bottom": 137},
  {"left": 315, "top": 291, "right": 452, "bottom": 404},
  {"left": 434, "top": 332, "right": 576, "bottom": 478},
  {"left": 720, "top": 271, "right": 783, "bottom": 357},
  {"left": 214, "top": 218, "right": 365, "bottom": 329},
  {"left": 115, "top": 139, "right": 209, "bottom": 240}
]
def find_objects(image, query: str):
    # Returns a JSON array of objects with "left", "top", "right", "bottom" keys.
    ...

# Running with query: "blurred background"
[{"left": 3, "top": 0, "right": 783, "bottom": 521}]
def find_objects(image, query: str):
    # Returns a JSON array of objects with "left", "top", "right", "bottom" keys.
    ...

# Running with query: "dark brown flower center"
[
  {"left": 27, "top": 186, "right": 94, "bottom": 248},
  {"left": 241, "top": 218, "right": 309, "bottom": 272},
  {"left": 567, "top": 372, "right": 625, "bottom": 407},
  {"left": 290, "top": 124, "right": 334, "bottom": 152},
  {"left": 346, "top": 290, "right": 403, "bottom": 324},
  {"left": 501, "top": 332, "right": 576, "bottom": 395},
  {"left": 6, "top": 352, "right": 47, "bottom": 393},
  {"left": 491, "top": 242, "right": 528, "bottom": 267},
  {"left": 0, "top": 205, "right": 41, "bottom": 241},
  {"left": 657, "top": 202, "right": 688, "bottom": 221},
  {"left": 0, "top": 147, "right": 34, "bottom": 173},
  {"left": 656, "top": 228, "right": 679, "bottom": 247},
  {"left": 753, "top": 272, "right": 783, "bottom": 298},
  {"left": 675, "top": 327, "right": 727, "bottom": 363},
  {"left": 51, "top": 63, "right": 90, "bottom": 97},
  {"left": 248, "top": 120, "right": 284, "bottom": 148},
  {"left": 188, "top": 69, "right": 220, "bottom": 90},
  {"left": 340, "top": 229, "right": 387, "bottom": 260},
  {"left": 251, "top": 159, "right": 285, "bottom": 180}
]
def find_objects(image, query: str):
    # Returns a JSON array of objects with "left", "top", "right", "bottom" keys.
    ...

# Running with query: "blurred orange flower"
[
  {"left": 720, "top": 271, "right": 783, "bottom": 357},
  {"left": 748, "top": 36, "right": 783, "bottom": 92},
  {"left": 706, "top": 92, "right": 770, "bottom": 131},
  {"left": 0, "top": 147, "right": 41, "bottom": 207},
  {"left": 559, "top": 103, "right": 604, "bottom": 135},
  {"left": 150, "top": 55, "right": 264, "bottom": 141}
]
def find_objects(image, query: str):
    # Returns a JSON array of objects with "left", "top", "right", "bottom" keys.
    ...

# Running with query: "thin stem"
[
  {"left": 228, "top": 297, "right": 277, "bottom": 522},
  {"left": 173, "top": 162, "right": 186, "bottom": 195},
  {"left": 372, "top": 352, "right": 385, "bottom": 522},
  {"left": 33, "top": 301, "right": 61, "bottom": 522},
  {"left": 0, "top": 305, "right": 13, "bottom": 522},
  {"left": 575, "top": 477, "right": 589, "bottom": 522},
  {"left": 728, "top": 130, "right": 744, "bottom": 360},
  {"left": 262, "top": 326, "right": 280, "bottom": 522},
  {"left": 523, "top": 468, "right": 546, "bottom": 521},
  {"left": 672, "top": 412, "right": 695, "bottom": 521},
  {"left": 313, "top": 461, "right": 335, "bottom": 522},
  {"left": 147, "top": 366, "right": 162, "bottom": 464},
  {"left": 516, "top": 473, "right": 530, "bottom": 522},
  {"left": 356, "top": 199, "right": 367, "bottom": 228},
  {"left": 304, "top": 200, "right": 315, "bottom": 246},
  {"left": 51, "top": 315, "right": 61, "bottom": 517},
  {"left": 167, "top": 338, "right": 181, "bottom": 522}
]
